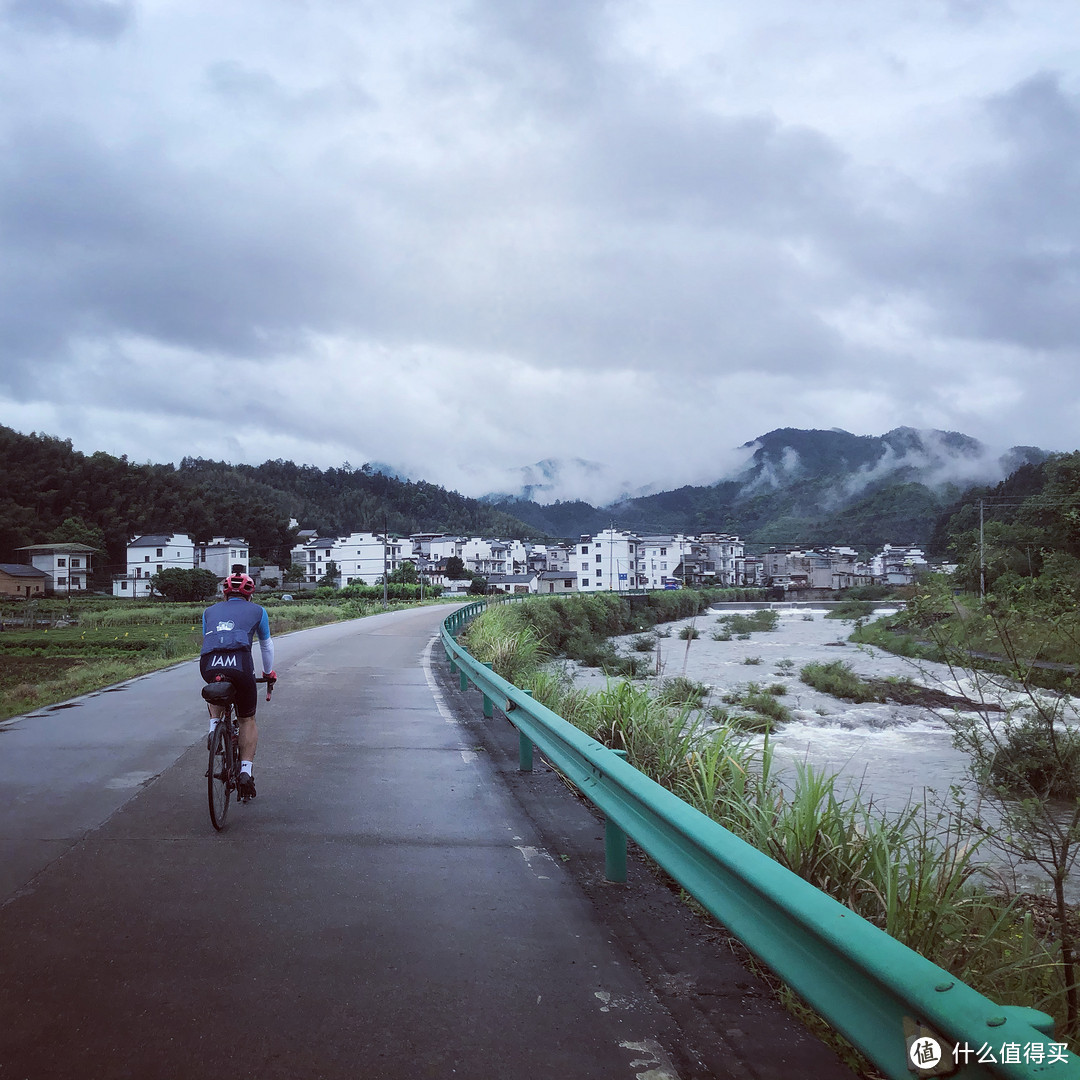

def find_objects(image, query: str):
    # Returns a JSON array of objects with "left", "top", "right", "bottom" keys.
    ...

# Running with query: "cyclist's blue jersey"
[{"left": 201, "top": 597, "right": 274, "bottom": 671}]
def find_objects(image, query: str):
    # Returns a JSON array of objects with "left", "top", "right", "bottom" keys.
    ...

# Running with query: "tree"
[
  {"left": 47, "top": 516, "right": 107, "bottom": 553},
  {"left": 383, "top": 560, "right": 418, "bottom": 585},
  {"left": 446, "top": 556, "right": 466, "bottom": 579},
  {"left": 150, "top": 567, "right": 220, "bottom": 602},
  {"left": 317, "top": 560, "right": 340, "bottom": 588},
  {"left": 284, "top": 564, "right": 307, "bottom": 584},
  {"left": 906, "top": 580, "right": 1080, "bottom": 1033}
]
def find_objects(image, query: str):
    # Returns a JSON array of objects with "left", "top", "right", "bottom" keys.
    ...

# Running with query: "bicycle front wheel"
[{"left": 207, "top": 724, "right": 231, "bottom": 831}]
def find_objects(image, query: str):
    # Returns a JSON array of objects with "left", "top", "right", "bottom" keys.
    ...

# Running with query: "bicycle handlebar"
[{"left": 256, "top": 675, "right": 276, "bottom": 702}]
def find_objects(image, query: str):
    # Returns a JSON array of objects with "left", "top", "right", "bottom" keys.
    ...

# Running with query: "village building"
[
  {"left": 197, "top": 537, "right": 249, "bottom": 579},
  {"left": 576, "top": 529, "right": 642, "bottom": 592},
  {"left": 536, "top": 570, "right": 578, "bottom": 594},
  {"left": 290, "top": 532, "right": 405, "bottom": 585},
  {"left": 0, "top": 563, "right": 48, "bottom": 598},
  {"left": 15, "top": 543, "right": 97, "bottom": 594},
  {"left": 113, "top": 534, "right": 196, "bottom": 598}
]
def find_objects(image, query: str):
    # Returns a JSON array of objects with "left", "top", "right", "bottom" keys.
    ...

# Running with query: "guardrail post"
[
  {"left": 605, "top": 819, "right": 628, "bottom": 883},
  {"left": 605, "top": 749, "right": 629, "bottom": 883},
  {"left": 518, "top": 691, "right": 534, "bottom": 772},
  {"left": 460, "top": 666, "right": 469, "bottom": 691},
  {"left": 482, "top": 663, "right": 494, "bottom": 718}
]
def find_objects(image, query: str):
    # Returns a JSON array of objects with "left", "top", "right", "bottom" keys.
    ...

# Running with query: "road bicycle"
[{"left": 202, "top": 675, "right": 274, "bottom": 831}]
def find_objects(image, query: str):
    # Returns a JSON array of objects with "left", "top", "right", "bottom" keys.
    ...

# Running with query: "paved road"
[{"left": 0, "top": 604, "right": 855, "bottom": 1079}]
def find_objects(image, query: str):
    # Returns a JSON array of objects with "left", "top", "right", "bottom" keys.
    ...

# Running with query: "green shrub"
[
  {"left": 656, "top": 676, "right": 708, "bottom": 708},
  {"left": 716, "top": 610, "right": 779, "bottom": 634},
  {"left": 986, "top": 715, "right": 1080, "bottom": 800},
  {"left": 678, "top": 625, "right": 700, "bottom": 640},
  {"left": 800, "top": 660, "right": 882, "bottom": 703}
]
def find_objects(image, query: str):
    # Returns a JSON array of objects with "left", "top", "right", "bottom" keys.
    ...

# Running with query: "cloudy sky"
[{"left": 2, "top": 0, "right": 1079, "bottom": 504}]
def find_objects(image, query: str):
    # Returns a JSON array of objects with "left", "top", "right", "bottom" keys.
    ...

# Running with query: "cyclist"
[{"left": 200, "top": 571, "right": 276, "bottom": 799}]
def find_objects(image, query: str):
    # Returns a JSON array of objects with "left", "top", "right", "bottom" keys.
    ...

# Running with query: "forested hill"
[
  {"left": 929, "top": 451, "right": 1080, "bottom": 592},
  {"left": 0, "top": 426, "right": 535, "bottom": 572}
]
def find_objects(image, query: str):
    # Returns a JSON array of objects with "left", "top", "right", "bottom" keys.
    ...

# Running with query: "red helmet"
[{"left": 223, "top": 572, "right": 255, "bottom": 597}]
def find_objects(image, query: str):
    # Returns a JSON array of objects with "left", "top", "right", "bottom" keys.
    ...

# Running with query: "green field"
[{"left": 0, "top": 596, "right": 435, "bottom": 721}]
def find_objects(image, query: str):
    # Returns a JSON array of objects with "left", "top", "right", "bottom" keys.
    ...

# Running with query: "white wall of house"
[
  {"left": 114, "top": 533, "right": 196, "bottom": 598},
  {"left": 20, "top": 545, "right": 94, "bottom": 593},
  {"left": 291, "top": 533, "right": 404, "bottom": 585},
  {"left": 198, "top": 537, "right": 249, "bottom": 579},
  {"left": 537, "top": 571, "right": 578, "bottom": 594},
  {"left": 577, "top": 529, "right": 641, "bottom": 592},
  {"left": 460, "top": 538, "right": 512, "bottom": 578}
]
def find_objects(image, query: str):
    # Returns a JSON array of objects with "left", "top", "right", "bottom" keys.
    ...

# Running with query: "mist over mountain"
[
  {"left": 479, "top": 457, "right": 661, "bottom": 507},
  {"left": 484, "top": 428, "right": 1050, "bottom": 549}
]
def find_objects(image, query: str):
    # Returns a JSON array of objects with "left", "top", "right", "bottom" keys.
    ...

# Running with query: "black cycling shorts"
[{"left": 200, "top": 649, "right": 257, "bottom": 718}]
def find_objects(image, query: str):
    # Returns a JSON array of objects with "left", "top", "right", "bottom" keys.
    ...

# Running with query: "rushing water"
[{"left": 570, "top": 604, "right": 1076, "bottom": 899}]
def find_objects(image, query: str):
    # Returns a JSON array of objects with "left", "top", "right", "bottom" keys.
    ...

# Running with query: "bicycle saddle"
[{"left": 201, "top": 681, "right": 236, "bottom": 706}]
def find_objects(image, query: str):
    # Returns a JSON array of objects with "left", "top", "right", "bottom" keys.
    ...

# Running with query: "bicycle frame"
[{"left": 202, "top": 675, "right": 274, "bottom": 831}]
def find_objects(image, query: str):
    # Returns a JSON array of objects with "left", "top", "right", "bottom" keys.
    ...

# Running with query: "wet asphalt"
[{"left": 0, "top": 604, "right": 857, "bottom": 1079}]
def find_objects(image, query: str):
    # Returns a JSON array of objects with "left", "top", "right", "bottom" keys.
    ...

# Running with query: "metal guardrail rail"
[{"left": 441, "top": 599, "right": 1078, "bottom": 1080}]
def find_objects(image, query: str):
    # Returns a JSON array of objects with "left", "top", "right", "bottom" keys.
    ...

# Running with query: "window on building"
[
  {"left": 595, "top": 554, "right": 602, "bottom": 562},
  {"left": 660, "top": 548, "right": 667, "bottom": 556},
  {"left": 156, "top": 549, "right": 163, "bottom": 557},
  {"left": 144, "top": 555, "right": 150, "bottom": 562},
  {"left": 582, "top": 580, "right": 590, "bottom": 587},
  {"left": 580, "top": 546, "right": 588, "bottom": 555},
  {"left": 120, "top": 581, "right": 128, "bottom": 590},
  {"left": 72, "top": 559, "right": 80, "bottom": 568},
  {"left": 564, "top": 580, "right": 572, "bottom": 588},
  {"left": 57, "top": 558, "right": 66, "bottom": 567},
  {"left": 581, "top": 562, "right": 588, "bottom": 571},
  {"left": 57, "top": 577, "right": 66, "bottom": 586}
]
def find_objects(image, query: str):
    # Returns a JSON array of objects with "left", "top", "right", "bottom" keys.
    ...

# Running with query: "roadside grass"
[
  {"left": 459, "top": 597, "right": 1077, "bottom": 1055},
  {"left": 0, "top": 595, "right": 426, "bottom": 722}
]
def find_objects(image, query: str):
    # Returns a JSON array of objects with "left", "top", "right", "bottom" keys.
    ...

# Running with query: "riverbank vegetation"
[
  {"left": 0, "top": 594, "right": 434, "bottom": 721},
  {"left": 460, "top": 593, "right": 1079, "bottom": 1056}
]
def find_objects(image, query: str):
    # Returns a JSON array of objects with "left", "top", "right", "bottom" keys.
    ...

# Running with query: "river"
[{"left": 569, "top": 603, "right": 1076, "bottom": 900}]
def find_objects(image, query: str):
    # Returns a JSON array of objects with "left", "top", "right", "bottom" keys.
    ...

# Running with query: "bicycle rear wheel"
[{"left": 208, "top": 723, "right": 231, "bottom": 830}]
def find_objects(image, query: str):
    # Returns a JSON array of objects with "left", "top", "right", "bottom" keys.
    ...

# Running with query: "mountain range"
[
  {"left": 481, "top": 427, "right": 1049, "bottom": 551},
  {"left": 0, "top": 423, "right": 1052, "bottom": 566}
]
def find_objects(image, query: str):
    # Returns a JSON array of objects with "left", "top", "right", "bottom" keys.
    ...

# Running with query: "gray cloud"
[
  {"left": 2, "top": 0, "right": 133, "bottom": 40},
  {"left": 1, "top": 0, "right": 1079, "bottom": 498}
]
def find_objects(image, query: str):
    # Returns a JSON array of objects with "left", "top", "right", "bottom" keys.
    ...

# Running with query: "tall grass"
[{"left": 460, "top": 599, "right": 1075, "bottom": 1042}]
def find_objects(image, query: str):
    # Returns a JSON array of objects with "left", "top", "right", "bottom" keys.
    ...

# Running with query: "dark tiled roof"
[
  {"left": 15, "top": 543, "right": 98, "bottom": 553},
  {"left": 0, "top": 563, "right": 48, "bottom": 578}
]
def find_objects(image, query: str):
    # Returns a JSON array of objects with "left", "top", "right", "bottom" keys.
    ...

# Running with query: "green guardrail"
[{"left": 441, "top": 599, "right": 1078, "bottom": 1080}]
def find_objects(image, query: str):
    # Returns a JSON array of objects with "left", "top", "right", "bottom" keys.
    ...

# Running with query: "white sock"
[{"left": 241, "top": 760, "right": 254, "bottom": 776}]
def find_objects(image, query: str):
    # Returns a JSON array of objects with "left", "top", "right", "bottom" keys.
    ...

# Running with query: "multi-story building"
[
  {"left": 16, "top": 543, "right": 96, "bottom": 594},
  {"left": 764, "top": 547, "right": 874, "bottom": 591},
  {"left": 698, "top": 533, "right": 745, "bottom": 586},
  {"left": 113, "top": 533, "right": 196, "bottom": 598},
  {"left": 873, "top": 545, "right": 927, "bottom": 586},
  {"left": 291, "top": 532, "right": 404, "bottom": 585},
  {"left": 197, "top": 537, "right": 249, "bottom": 579},
  {"left": 576, "top": 529, "right": 642, "bottom": 592}
]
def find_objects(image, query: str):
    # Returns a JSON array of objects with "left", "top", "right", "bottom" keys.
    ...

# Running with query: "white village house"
[
  {"left": 15, "top": 543, "right": 96, "bottom": 594},
  {"left": 113, "top": 533, "right": 197, "bottom": 598}
]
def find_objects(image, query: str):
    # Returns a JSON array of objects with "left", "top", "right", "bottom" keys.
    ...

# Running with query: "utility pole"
[
  {"left": 383, "top": 514, "right": 389, "bottom": 608},
  {"left": 979, "top": 499, "right": 985, "bottom": 599}
]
